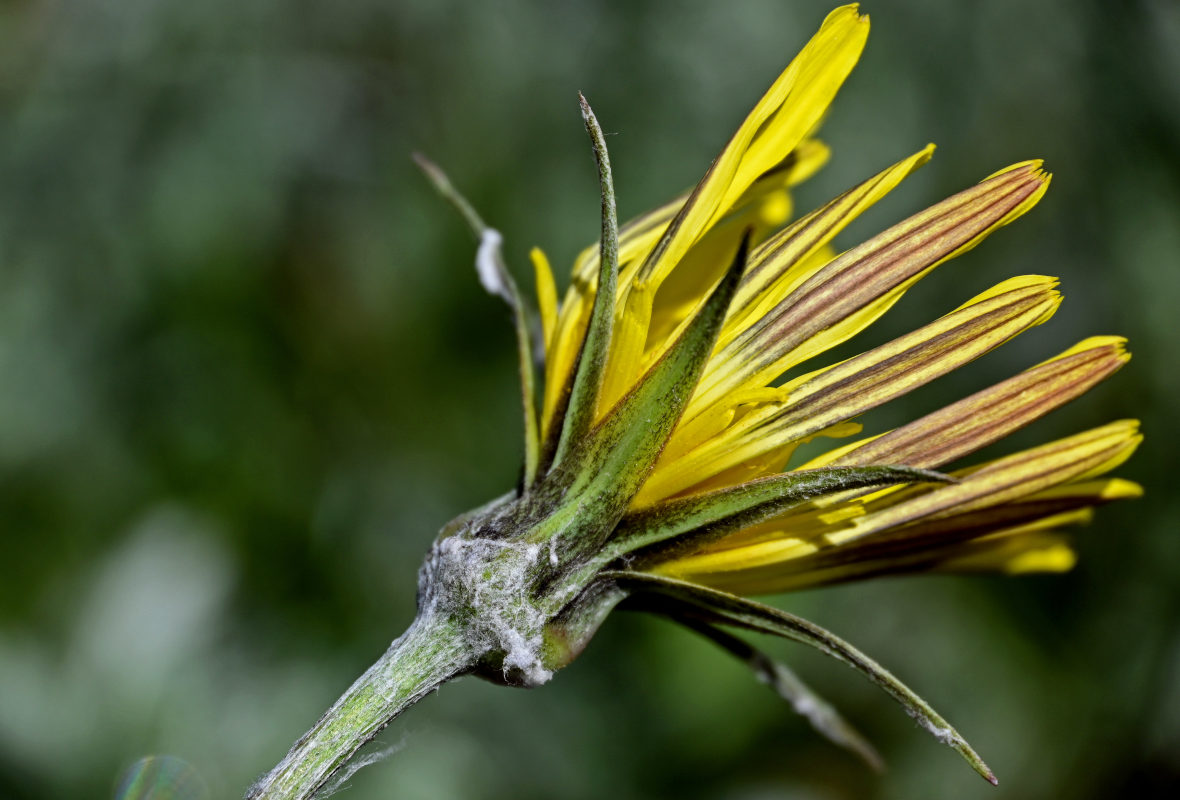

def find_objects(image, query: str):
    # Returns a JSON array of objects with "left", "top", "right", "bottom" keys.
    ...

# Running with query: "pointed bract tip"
[
  {"left": 411, "top": 151, "right": 444, "bottom": 182},
  {"left": 965, "top": 748, "right": 998, "bottom": 785},
  {"left": 910, "top": 467, "right": 959, "bottom": 485},
  {"left": 412, "top": 152, "right": 488, "bottom": 235},
  {"left": 578, "top": 92, "right": 606, "bottom": 133}
]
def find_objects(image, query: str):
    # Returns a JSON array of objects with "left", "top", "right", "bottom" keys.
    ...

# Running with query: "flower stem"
[{"left": 245, "top": 613, "right": 473, "bottom": 800}]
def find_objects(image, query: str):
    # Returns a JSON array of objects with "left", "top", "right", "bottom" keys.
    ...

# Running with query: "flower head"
[{"left": 410, "top": 2, "right": 1138, "bottom": 787}]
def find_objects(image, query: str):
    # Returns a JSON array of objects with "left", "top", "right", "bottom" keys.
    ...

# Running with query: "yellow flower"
[
  {"left": 532, "top": 4, "right": 1139, "bottom": 596},
  {"left": 250, "top": 7, "right": 1142, "bottom": 798}
]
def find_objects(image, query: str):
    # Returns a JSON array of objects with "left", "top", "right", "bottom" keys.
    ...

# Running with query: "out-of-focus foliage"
[{"left": 1, "top": 1, "right": 1177, "bottom": 798}]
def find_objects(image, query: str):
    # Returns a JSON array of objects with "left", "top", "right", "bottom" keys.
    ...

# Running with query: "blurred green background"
[{"left": 1, "top": 0, "right": 1177, "bottom": 798}]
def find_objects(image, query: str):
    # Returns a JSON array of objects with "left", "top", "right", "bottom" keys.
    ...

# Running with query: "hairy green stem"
[{"left": 245, "top": 613, "right": 473, "bottom": 800}]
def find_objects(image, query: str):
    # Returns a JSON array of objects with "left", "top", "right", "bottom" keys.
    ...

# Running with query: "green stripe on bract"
[
  {"left": 551, "top": 95, "right": 621, "bottom": 471},
  {"left": 609, "top": 466, "right": 948, "bottom": 564},
  {"left": 534, "top": 234, "right": 751, "bottom": 556}
]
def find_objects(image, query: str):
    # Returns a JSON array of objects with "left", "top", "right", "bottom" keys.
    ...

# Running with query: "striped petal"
[
  {"left": 643, "top": 144, "right": 937, "bottom": 398},
  {"left": 654, "top": 422, "right": 1141, "bottom": 590},
  {"left": 724, "top": 144, "right": 936, "bottom": 348},
  {"left": 831, "top": 420, "right": 1141, "bottom": 544},
  {"left": 690, "top": 516, "right": 1089, "bottom": 595},
  {"left": 811, "top": 336, "right": 1131, "bottom": 470},
  {"left": 690, "top": 162, "right": 1051, "bottom": 417},
  {"left": 706, "top": 479, "right": 1141, "bottom": 593},
  {"left": 638, "top": 275, "right": 1061, "bottom": 503}
]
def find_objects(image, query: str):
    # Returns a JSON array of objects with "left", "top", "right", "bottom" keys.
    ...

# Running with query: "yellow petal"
[
  {"left": 704, "top": 531, "right": 1079, "bottom": 594},
  {"left": 933, "top": 531, "right": 1078, "bottom": 575},
  {"left": 596, "top": 281, "right": 655, "bottom": 415},
  {"left": 651, "top": 418, "right": 1139, "bottom": 591},
  {"left": 544, "top": 148, "right": 833, "bottom": 430},
  {"left": 639, "top": 276, "right": 1060, "bottom": 503},
  {"left": 692, "top": 162, "right": 1051, "bottom": 416},
  {"left": 530, "top": 247, "right": 558, "bottom": 352},
  {"left": 807, "top": 336, "right": 1131, "bottom": 470},
  {"left": 724, "top": 143, "right": 936, "bottom": 343},
  {"left": 591, "top": 7, "right": 870, "bottom": 416},
  {"left": 828, "top": 421, "right": 1142, "bottom": 545},
  {"left": 635, "top": 5, "right": 869, "bottom": 290}
]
